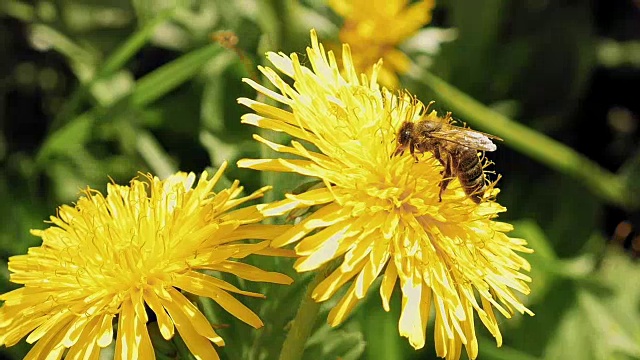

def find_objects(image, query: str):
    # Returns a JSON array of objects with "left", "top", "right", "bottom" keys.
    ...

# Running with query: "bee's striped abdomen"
[{"left": 456, "top": 148, "right": 486, "bottom": 203}]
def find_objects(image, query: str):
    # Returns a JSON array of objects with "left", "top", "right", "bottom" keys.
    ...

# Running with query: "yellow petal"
[
  {"left": 252, "top": 134, "right": 308, "bottom": 157},
  {"left": 161, "top": 295, "right": 221, "bottom": 360},
  {"left": 64, "top": 316, "right": 102, "bottom": 360},
  {"left": 253, "top": 246, "right": 298, "bottom": 258},
  {"left": 313, "top": 261, "right": 366, "bottom": 302},
  {"left": 461, "top": 301, "right": 478, "bottom": 359},
  {"left": 295, "top": 222, "right": 356, "bottom": 256},
  {"left": 284, "top": 187, "right": 335, "bottom": 206},
  {"left": 257, "top": 198, "right": 303, "bottom": 217},
  {"left": 26, "top": 309, "right": 73, "bottom": 344},
  {"left": 207, "top": 261, "right": 294, "bottom": 284},
  {"left": 237, "top": 98, "right": 297, "bottom": 124},
  {"left": 241, "top": 78, "right": 292, "bottom": 106},
  {"left": 327, "top": 283, "right": 360, "bottom": 326},
  {"left": 380, "top": 260, "right": 398, "bottom": 312},
  {"left": 398, "top": 275, "right": 426, "bottom": 349},
  {"left": 167, "top": 288, "right": 225, "bottom": 346},
  {"left": 96, "top": 313, "right": 114, "bottom": 347},
  {"left": 114, "top": 298, "right": 137, "bottom": 360},
  {"left": 175, "top": 271, "right": 265, "bottom": 298},
  {"left": 219, "top": 224, "right": 291, "bottom": 242},
  {"left": 144, "top": 288, "right": 175, "bottom": 341},
  {"left": 177, "top": 282, "right": 263, "bottom": 329},
  {"left": 62, "top": 315, "right": 89, "bottom": 347},
  {"left": 271, "top": 203, "right": 349, "bottom": 247},
  {"left": 238, "top": 158, "right": 319, "bottom": 177},
  {"left": 265, "top": 52, "right": 296, "bottom": 78},
  {"left": 353, "top": 244, "right": 390, "bottom": 299},
  {"left": 23, "top": 319, "right": 70, "bottom": 360},
  {"left": 240, "top": 114, "right": 315, "bottom": 144}
]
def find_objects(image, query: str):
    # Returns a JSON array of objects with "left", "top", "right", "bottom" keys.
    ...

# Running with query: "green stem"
[
  {"left": 278, "top": 265, "right": 332, "bottom": 360},
  {"left": 412, "top": 69, "right": 636, "bottom": 210}
]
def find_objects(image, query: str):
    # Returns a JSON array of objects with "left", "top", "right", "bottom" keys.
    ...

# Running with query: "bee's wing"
[{"left": 430, "top": 128, "right": 500, "bottom": 151}]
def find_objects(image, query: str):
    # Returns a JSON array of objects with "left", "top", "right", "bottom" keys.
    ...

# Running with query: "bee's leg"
[
  {"left": 438, "top": 154, "right": 454, "bottom": 202},
  {"left": 410, "top": 142, "right": 419, "bottom": 162},
  {"left": 432, "top": 146, "right": 446, "bottom": 173}
]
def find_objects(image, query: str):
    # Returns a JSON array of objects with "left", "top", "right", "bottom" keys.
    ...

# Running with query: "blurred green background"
[{"left": 1, "top": 1, "right": 639, "bottom": 359}]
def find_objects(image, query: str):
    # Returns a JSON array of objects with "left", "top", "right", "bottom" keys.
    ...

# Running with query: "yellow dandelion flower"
[
  {"left": 0, "top": 162, "right": 293, "bottom": 360},
  {"left": 329, "top": 0, "right": 435, "bottom": 88},
  {"left": 237, "top": 30, "right": 533, "bottom": 360}
]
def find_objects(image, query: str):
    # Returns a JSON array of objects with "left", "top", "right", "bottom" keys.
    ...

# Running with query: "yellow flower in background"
[
  {"left": 0, "top": 163, "right": 293, "bottom": 360},
  {"left": 329, "top": 0, "right": 435, "bottom": 88},
  {"left": 237, "top": 30, "right": 533, "bottom": 360}
]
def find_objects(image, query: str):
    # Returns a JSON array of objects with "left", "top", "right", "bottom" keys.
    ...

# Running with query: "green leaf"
[
  {"left": 37, "top": 43, "right": 222, "bottom": 163},
  {"left": 543, "top": 249, "right": 640, "bottom": 360},
  {"left": 478, "top": 338, "right": 541, "bottom": 360},
  {"left": 305, "top": 324, "right": 366, "bottom": 360},
  {"left": 1, "top": 1, "right": 35, "bottom": 22},
  {"left": 579, "top": 291, "right": 640, "bottom": 358},
  {"left": 131, "top": 43, "right": 222, "bottom": 107},
  {"left": 36, "top": 112, "right": 94, "bottom": 161},
  {"left": 51, "top": 9, "right": 175, "bottom": 130},
  {"left": 359, "top": 297, "right": 406, "bottom": 360},
  {"left": 28, "top": 24, "right": 98, "bottom": 81},
  {"left": 593, "top": 250, "right": 640, "bottom": 356},
  {"left": 542, "top": 301, "right": 597, "bottom": 360},
  {"left": 101, "top": 9, "right": 175, "bottom": 77},
  {"left": 246, "top": 270, "right": 310, "bottom": 360},
  {"left": 0, "top": 171, "right": 50, "bottom": 257},
  {"left": 432, "top": 0, "right": 507, "bottom": 95},
  {"left": 503, "top": 173, "right": 603, "bottom": 257}
]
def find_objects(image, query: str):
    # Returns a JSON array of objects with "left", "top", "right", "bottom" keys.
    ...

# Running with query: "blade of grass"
[
  {"left": 130, "top": 43, "right": 221, "bottom": 106},
  {"left": 37, "top": 43, "right": 222, "bottom": 162},
  {"left": 50, "top": 9, "right": 176, "bottom": 131},
  {"left": 1, "top": 0, "right": 34, "bottom": 21},
  {"left": 101, "top": 10, "right": 175, "bottom": 77},
  {"left": 136, "top": 130, "right": 177, "bottom": 179},
  {"left": 411, "top": 69, "right": 635, "bottom": 210},
  {"left": 30, "top": 24, "right": 98, "bottom": 80}
]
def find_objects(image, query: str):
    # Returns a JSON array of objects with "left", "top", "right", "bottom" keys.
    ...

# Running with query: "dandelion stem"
[
  {"left": 278, "top": 265, "right": 332, "bottom": 360},
  {"left": 412, "top": 69, "right": 637, "bottom": 210}
]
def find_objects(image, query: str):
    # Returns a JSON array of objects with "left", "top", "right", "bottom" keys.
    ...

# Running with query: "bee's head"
[
  {"left": 397, "top": 122, "right": 414, "bottom": 145},
  {"left": 393, "top": 121, "right": 414, "bottom": 157}
]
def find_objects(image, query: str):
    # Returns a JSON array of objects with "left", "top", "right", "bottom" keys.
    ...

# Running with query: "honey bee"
[{"left": 393, "top": 110, "right": 501, "bottom": 203}]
